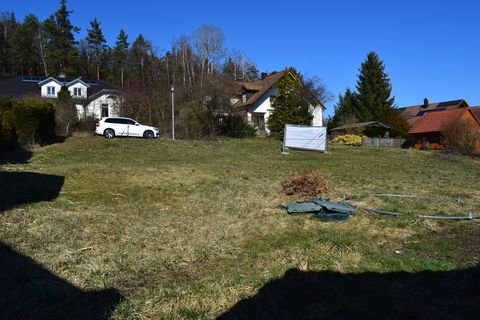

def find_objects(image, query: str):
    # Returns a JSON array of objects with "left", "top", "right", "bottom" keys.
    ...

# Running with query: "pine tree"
[
  {"left": 331, "top": 88, "right": 359, "bottom": 128},
  {"left": 267, "top": 68, "right": 312, "bottom": 137},
  {"left": 43, "top": 0, "right": 80, "bottom": 75},
  {"left": 128, "top": 34, "right": 154, "bottom": 83},
  {"left": 355, "top": 51, "right": 394, "bottom": 121},
  {"left": 12, "top": 14, "right": 41, "bottom": 75},
  {"left": 86, "top": 17, "right": 107, "bottom": 80},
  {"left": 76, "top": 39, "right": 91, "bottom": 78},
  {"left": 112, "top": 29, "right": 129, "bottom": 87},
  {"left": 222, "top": 58, "right": 236, "bottom": 80},
  {"left": 0, "top": 12, "right": 17, "bottom": 77}
]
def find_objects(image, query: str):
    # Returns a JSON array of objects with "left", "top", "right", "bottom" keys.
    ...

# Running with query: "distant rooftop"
[
  {"left": 330, "top": 121, "right": 391, "bottom": 131},
  {"left": 0, "top": 75, "right": 118, "bottom": 99},
  {"left": 22, "top": 75, "right": 99, "bottom": 86}
]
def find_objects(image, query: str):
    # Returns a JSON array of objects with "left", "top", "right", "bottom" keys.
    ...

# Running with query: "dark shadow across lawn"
[
  {"left": 0, "top": 145, "right": 33, "bottom": 165},
  {"left": 0, "top": 242, "right": 123, "bottom": 319},
  {"left": 0, "top": 136, "right": 67, "bottom": 165},
  {"left": 0, "top": 171, "right": 64, "bottom": 212},
  {"left": 218, "top": 266, "right": 480, "bottom": 320}
]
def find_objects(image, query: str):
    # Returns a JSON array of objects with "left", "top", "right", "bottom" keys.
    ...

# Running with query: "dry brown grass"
[{"left": 281, "top": 169, "right": 329, "bottom": 200}]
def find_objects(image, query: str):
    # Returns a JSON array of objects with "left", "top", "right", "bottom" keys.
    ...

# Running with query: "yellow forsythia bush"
[{"left": 330, "top": 134, "right": 362, "bottom": 146}]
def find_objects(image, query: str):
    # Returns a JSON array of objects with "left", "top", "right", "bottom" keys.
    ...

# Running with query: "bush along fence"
[{"left": 362, "top": 137, "right": 406, "bottom": 148}]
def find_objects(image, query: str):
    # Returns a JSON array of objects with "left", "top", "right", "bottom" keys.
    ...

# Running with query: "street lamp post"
[{"left": 171, "top": 85, "right": 175, "bottom": 140}]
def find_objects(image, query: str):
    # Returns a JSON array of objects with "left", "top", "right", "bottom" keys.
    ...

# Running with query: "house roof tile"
[
  {"left": 0, "top": 75, "right": 118, "bottom": 99},
  {"left": 408, "top": 108, "right": 477, "bottom": 134},
  {"left": 399, "top": 99, "right": 468, "bottom": 122},
  {"left": 234, "top": 71, "right": 285, "bottom": 109},
  {"left": 471, "top": 107, "right": 480, "bottom": 120},
  {"left": 0, "top": 76, "right": 40, "bottom": 98},
  {"left": 242, "top": 83, "right": 262, "bottom": 91}
]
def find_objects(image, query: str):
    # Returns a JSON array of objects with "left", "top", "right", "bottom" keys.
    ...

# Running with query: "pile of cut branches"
[{"left": 281, "top": 170, "right": 329, "bottom": 200}]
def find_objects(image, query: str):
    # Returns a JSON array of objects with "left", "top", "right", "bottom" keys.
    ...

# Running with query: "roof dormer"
[
  {"left": 39, "top": 77, "right": 63, "bottom": 98},
  {"left": 66, "top": 77, "right": 90, "bottom": 98}
]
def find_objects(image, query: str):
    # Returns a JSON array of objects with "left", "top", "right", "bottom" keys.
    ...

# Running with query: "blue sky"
[{"left": 2, "top": 0, "right": 480, "bottom": 116}]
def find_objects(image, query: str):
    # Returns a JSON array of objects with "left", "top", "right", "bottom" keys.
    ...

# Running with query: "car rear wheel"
[
  {"left": 104, "top": 128, "right": 115, "bottom": 139},
  {"left": 143, "top": 130, "right": 154, "bottom": 139}
]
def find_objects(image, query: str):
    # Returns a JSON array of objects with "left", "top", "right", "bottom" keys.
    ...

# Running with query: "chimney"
[
  {"left": 261, "top": 72, "right": 268, "bottom": 80},
  {"left": 422, "top": 98, "right": 429, "bottom": 109}
]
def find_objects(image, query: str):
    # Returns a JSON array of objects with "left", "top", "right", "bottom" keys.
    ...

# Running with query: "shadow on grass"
[
  {"left": 0, "top": 171, "right": 65, "bottom": 212},
  {"left": 0, "top": 136, "right": 66, "bottom": 165},
  {"left": 0, "top": 145, "right": 33, "bottom": 164},
  {"left": 0, "top": 242, "right": 123, "bottom": 319},
  {"left": 218, "top": 266, "right": 480, "bottom": 320}
]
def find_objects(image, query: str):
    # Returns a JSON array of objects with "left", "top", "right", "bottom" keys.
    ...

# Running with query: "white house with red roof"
[{"left": 399, "top": 99, "right": 480, "bottom": 152}]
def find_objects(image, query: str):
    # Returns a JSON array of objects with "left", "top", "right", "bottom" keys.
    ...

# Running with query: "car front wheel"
[
  {"left": 143, "top": 130, "right": 154, "bottom": 139},
  {"left": 104, "top": 128, "right": 115, "bottom": 139}
]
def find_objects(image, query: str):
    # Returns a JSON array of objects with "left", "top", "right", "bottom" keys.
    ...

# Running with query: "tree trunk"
[
  {"left": 96, "top": 61, "right": 100, "bottom": 80},
  {"left": 120, "top": 67, "right": 124, "bottom": 88}
]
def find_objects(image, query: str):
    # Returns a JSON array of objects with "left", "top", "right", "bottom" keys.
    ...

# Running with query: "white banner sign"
[{"left": 283, "top": 124, "right": 326, "bottom": 152}]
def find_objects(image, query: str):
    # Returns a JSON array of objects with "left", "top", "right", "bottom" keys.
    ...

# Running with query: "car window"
[{"left": 105, "top": 118, "right": 133, "bottom": 124}]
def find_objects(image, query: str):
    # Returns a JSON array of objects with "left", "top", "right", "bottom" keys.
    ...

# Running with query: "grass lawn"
[{"left": 1, "top": 137, "right": 479, "bottom": 319}]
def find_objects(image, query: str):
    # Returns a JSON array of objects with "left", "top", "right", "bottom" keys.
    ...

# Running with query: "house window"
[
  {"left": 252, "top": 113, "right": 265, "bottom": 131},
  {"left": 47, "top": 86, "right": 55, "bottom": 96},
  {"left": 101, "top": 104, "right": 109, "bottom": 118},
  {"left": 73, "top": 87, "right": 82, "bottom": 96}
]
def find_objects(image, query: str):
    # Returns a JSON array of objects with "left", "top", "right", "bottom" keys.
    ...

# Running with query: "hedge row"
[{"left": 0, "top": 97, "right": 55, "bottom": 152}]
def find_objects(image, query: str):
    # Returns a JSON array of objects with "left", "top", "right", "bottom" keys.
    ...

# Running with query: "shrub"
[
  {"left": 281, "top": 170, "right": 329, "bottom": 200},
  {"left": 443, "top": 118, "right": 480, "bottom": 156},
  {"left": 330, "top": 134, "right": 362, "bottom": 146},
  {"left": 55, "top": 87, "right": 78, "bottom": 137},
  {"left": 218, "top": 114, "right": 256, "bottom": 138},
  {"left": 0, "top": 97, "right": 16, "bottom": 152},
  {"left": 72, "top": 116, "right": 96, "bottom": 134},
  {"left": 12, "top": 98, "right": 55, "bottom": 145},
  {"left": 0, "top": 109, "right": 16, "bottom": 151}
]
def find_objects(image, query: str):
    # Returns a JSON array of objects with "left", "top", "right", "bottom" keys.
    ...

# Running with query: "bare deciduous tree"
[{"left": 192, "top": 25, "right": 225, "bottom": 87}]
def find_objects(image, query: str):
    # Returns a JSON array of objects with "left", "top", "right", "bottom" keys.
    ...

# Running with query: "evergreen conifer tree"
[
  {"left": 128, "top": 35, "right": 154, "bottom": 82},
  {"left": 112, "top": 29, "right": 129, "bottom": 87},
  {"left": 331, "top": 88, "right": 358, "bottom": 128},
  {"left": 12, "top": 14, "right": 41, "bottom": 75},
  {"left": 43, "top": 0, "right": 80, "bottom": 75},
  {"left": 86, "top": 17, "right": 107, "bottom": 80},
  {"left": 0, "top": 12, "right": 17, "bottom": 77},
  {"left": 355, "top": 51, "right": 394, "bottom": 121},
  {"left": 267, "top": 68, "right": 312, "bottom": 137}
]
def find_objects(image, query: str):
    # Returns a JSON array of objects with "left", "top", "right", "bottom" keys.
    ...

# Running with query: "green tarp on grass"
[{"left": 284, "top": 198, "right": 356, "bottom": 222}]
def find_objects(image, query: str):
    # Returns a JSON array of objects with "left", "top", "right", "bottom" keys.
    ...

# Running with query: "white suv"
[{"left": 95, "top": 117, "right": 160, "bottom": 139}]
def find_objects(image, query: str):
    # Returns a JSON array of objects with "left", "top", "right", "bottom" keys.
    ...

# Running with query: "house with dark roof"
[
  {"left": 0, "top": 75, "right": 121, "bottom": 119},
  {"left": 399, "top": 99, "right": 480, "bottom": 152},
  {"left": 233, "top": 70, "right": 325, "bottom": 135}
]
